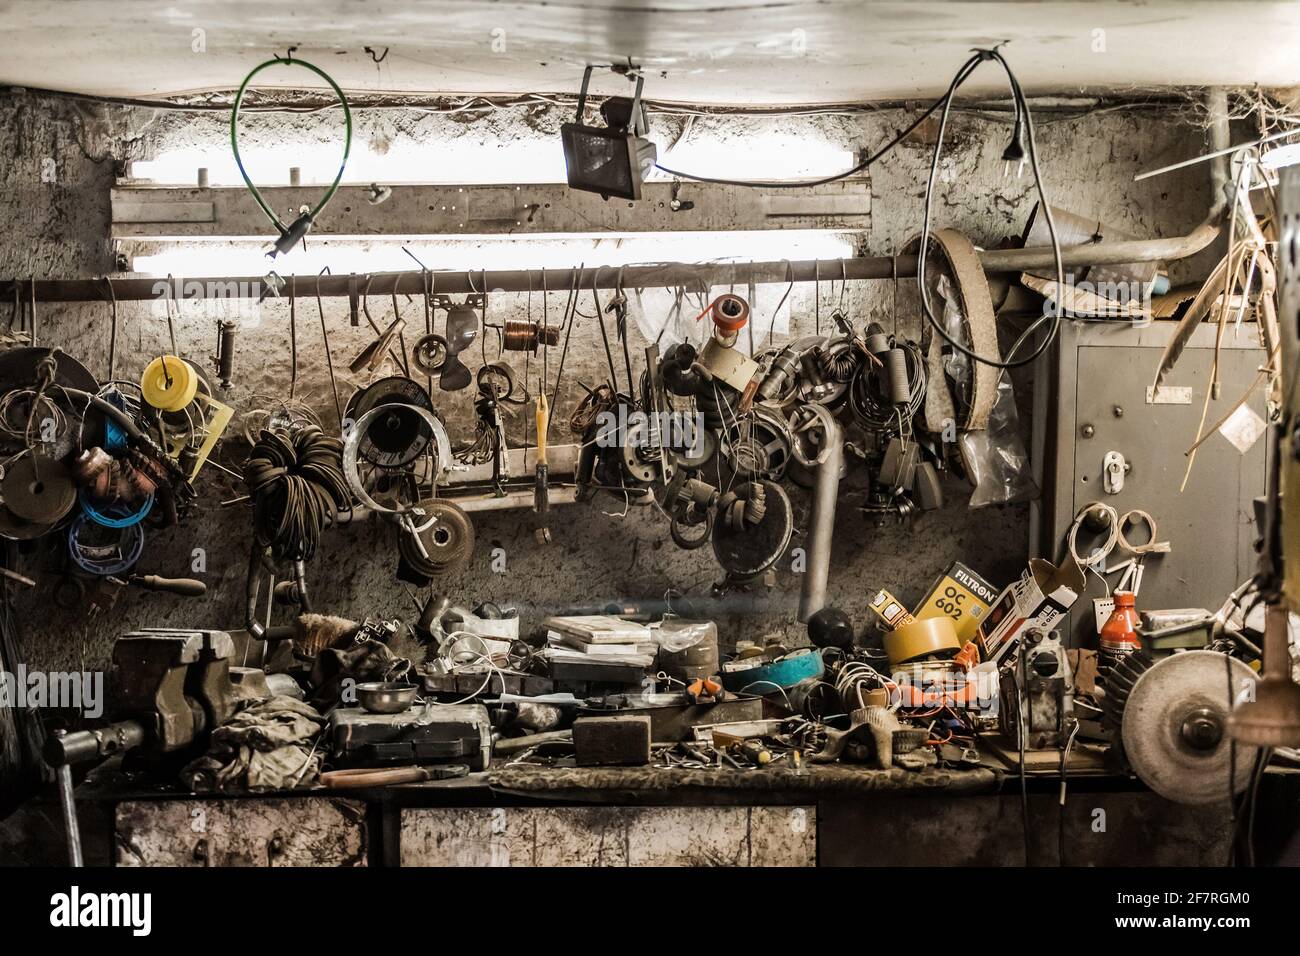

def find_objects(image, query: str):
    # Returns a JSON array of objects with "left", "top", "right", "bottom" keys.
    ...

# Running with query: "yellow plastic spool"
[{"left": 141, "top": 356, "right": 199, "bottom": 412}]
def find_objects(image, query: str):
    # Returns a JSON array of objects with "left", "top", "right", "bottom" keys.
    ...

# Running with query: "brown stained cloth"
[
  {"left": 488, "top": 763, "right": 999, "bottom": 796},
  {"left": 181, "top": 696, "right": 325, "bottom": 793}
]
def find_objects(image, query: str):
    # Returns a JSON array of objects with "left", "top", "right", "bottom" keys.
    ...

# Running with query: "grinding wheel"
[
  {"left": 1121, "top": 650, "right": 1259, "bottom": 805},
  {"left": 0, "top": 504, "right": 52, "bottom": 541},
  {"left": 347, "top": 377, "right": 435, "bottom": 468},
  {"left": 2, "top": 454, "right": 76, "bottom": 524},
  {"left": 399, "top": 498, "right": 475, "bottom": 577}
]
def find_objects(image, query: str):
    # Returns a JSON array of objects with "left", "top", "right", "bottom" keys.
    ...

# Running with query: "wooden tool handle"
[
  {"left": 320, "top": 766, "right": 431, "bottom": 788},
  {"left": 535, "top": 393, "right": 549, "bottom": 466},
  {"left": 131, "top": 574, "right": 207, "bottom": 597}
]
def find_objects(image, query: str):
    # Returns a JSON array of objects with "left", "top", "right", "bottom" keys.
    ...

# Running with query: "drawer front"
[
  {"left": 116, "top": 798, "right": 367, "bottom": 867},
  {"left": 401, "top": 805, "right": 815, "bottom": 866}
]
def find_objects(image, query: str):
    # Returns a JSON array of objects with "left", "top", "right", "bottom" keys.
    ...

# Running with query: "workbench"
[{"left": 49, "top": 755, "right": 1240, "bottom": 867}]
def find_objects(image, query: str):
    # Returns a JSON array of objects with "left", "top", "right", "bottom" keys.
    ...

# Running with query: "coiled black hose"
[{"left": 244, "top": 426, "right": 350, "bottom": 562}]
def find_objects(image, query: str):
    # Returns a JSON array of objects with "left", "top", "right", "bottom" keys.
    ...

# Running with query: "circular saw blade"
[{"left": 1122, "top": 650, "right": 1258, "bottom": 805}]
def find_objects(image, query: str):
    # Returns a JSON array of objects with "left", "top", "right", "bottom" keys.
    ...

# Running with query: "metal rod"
[
  {"left": 2, "top": 258, "right": 913, "bottom": 303},
  {"left": 54, "top": 730, "right": 84, "bottom": 867},
  {"left": 798, "top": 420, "right": 843, "bottom": 622},
  {"left": 3, "top": 194, "right": 1232, "bottom": 307},
  {"left": 1133, "top": 125, "right": 1297, "bottom": 183}
]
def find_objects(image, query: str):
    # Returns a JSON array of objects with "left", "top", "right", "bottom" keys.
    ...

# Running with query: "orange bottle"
[{"left": 1099, "top": 590, "right": 1141, "bottom": 675}]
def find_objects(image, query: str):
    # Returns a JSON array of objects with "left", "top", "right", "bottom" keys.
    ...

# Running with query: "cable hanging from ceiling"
[{"left": 230, "top": 56, "right": 353, "bottom": 257}]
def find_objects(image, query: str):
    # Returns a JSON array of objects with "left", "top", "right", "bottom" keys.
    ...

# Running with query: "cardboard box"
[
  {"left": 976, "top": 556, "right": 1086, "bottom": 667},
  {"left": 913, "top": 560, "right": 999, "bottom": 644}
]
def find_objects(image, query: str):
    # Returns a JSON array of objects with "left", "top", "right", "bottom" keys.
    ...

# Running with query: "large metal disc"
[
  {"left": 1121, "top": 650, "right": 1259, "bottom": 805},
  {"left": 347, "top": 377, "right": 434, "bottom": 468},
  {"left": 711, "top": 479, "right": 793, "bottom": 579},
  {"left": 399, "top": 498, "right": 475, "bottom": 577},
  {"left": 2, "top": 454, "right": 76, "bottom": 524}
]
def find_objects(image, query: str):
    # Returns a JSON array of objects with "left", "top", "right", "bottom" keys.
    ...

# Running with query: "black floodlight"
[{"left": 561, "top": 67, "right": 657, "bottom": 201}]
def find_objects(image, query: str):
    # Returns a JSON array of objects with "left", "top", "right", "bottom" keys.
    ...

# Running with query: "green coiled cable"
[{"left": 230, "top": 57, "right": 352, "bottom": 238}]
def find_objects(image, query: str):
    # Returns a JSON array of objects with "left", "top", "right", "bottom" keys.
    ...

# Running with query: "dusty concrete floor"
[{"left": 0, "top": 89, "right": 1221, "bottom": 681}]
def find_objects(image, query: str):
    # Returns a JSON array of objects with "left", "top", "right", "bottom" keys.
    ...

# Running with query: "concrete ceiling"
[{"left": 1, "top": 1, "right": 1298, "bottom": 105}]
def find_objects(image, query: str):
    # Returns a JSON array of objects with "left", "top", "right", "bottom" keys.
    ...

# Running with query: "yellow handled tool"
[{"left": 534, "top": 393, "right": 551, "bottom": 543}]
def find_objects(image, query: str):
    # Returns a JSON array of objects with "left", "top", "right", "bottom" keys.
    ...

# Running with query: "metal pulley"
[
  {"left": 411, "top": 334, "right": 449, "bottom": 376},
  {"left": 616, "top": 407, "right": 676, "bottom": 488},
  {"left": 2, "top": 453, "right": 76, "bottom": 524},
  {"left": 718, "top": 403, "right": 793, "bottom": 482}
]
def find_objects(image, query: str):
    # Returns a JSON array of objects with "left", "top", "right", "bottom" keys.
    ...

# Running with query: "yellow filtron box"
[{"left": 913, "top": 561, "right": 998, "bottom": 644}]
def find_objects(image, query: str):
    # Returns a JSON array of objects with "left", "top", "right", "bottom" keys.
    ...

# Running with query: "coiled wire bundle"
[
  {"left": 244, "top": 426, "right": 350, "bottom": 562},
  {"left": 849, "top": 339, "right": 927, "bottom": 432},
  {"left": 500, "top": 319, "right": 561, "bottom": 353}
]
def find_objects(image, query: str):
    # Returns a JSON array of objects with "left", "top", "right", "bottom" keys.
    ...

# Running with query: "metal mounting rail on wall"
[
  {"left": 1, "top": 228, "right": 1222, "bottom": 303},
  {"left": 111, "top": 179, "right": 872, "bottom": 239},
  {"left": 2, "top": 257, "right": 918, "bottom": 303}
]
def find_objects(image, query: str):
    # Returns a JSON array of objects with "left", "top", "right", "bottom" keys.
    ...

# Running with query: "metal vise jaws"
[{"left": 45, "top": 629, "right": 237, "bottom": 766}]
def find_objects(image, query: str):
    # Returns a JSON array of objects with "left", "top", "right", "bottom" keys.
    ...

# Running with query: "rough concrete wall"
[{"left": 0, "top": 90, "right": 1217, "bottom": 678}]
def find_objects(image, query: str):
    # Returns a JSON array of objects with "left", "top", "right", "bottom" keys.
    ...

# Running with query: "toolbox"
[{"left": 330, "top": 702, "right": 492, "bottom": 771}]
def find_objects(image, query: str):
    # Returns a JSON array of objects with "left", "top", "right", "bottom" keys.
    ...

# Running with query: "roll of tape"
[
  {"left": 704, "top": 294, "right": 750, "bottom": 333},
  {"left": 885, "top": 616, "right": 961, "bottom": 668},
  {"left": 140, "top": 355, "right": 198, "bottom": 412}
]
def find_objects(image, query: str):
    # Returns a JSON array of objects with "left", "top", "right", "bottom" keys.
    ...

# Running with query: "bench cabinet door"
[
  {"left": 116, "top": 798, "right": 367, "bottom": 867},
  {"left": 401, "top": 806, "right": 815, "bottom": 866}
]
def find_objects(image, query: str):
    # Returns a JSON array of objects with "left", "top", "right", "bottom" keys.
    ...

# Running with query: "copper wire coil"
[{"left": 501, "top": 320, "right": 561, "bottom": 352}]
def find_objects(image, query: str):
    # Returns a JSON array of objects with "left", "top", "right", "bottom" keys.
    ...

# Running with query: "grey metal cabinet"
[{"left": 1031, "top": 319, "right": 1269, "bottom": 647}]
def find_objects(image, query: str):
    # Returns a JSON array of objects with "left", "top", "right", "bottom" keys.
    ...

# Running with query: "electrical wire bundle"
[
  {"left": 570, "top": 382, "right": 616, "bottom": 435},
  {"left": 243, "top": 426, "right": 350, "bottom": 562},
  {"left": 916, "top": 48, "right": 1065, "bottom": 368},
  {"left": 850, "top": 340, "right": 927, "bottom": 431}
]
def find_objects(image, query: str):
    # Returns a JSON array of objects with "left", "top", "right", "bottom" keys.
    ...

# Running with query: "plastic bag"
[
  {"left": 959, "top": 375, "right": 1039, "bottom": 508},
  {"left": 651, "top": 616, "right": 718, "bottom": 654}
]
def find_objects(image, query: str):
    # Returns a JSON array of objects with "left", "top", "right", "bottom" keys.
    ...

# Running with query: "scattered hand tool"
[
  {"left": 733, "top": 739, "right": 772, "bottom": 766},
  {"left": 683, "top": 676, "right": 725, "bottom": 704},
  {"left": 533, "top": 391, "right": 551, "bottom": 543},
  {"left": 320, "top": 764, "right": 469, "bottom": 788}
]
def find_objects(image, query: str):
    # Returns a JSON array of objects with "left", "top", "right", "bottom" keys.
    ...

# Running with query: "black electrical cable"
[
  {"left": 244, "top": 426, "right": 350, "bottom": 563},
  {"left": 1015, "top": 673, "right": 1032, "bottom": 866},
  {"left": 917, "top": 49, "right": 1065, "bottom": 369},
  {"left": 652, "top": 72, "right": 972, "bottom": 189},
  {"left": 1245, "top": 746, "right": 1271, "bottom": 866}
]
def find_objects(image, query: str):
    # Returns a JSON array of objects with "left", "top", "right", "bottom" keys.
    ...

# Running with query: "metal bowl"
[{"left": 355, "top": 681, "right": 419, "bottom": 714}]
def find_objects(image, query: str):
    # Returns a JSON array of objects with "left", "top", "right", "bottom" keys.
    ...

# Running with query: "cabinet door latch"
[{"left": 1103, "top": 450, "right": 1127, "bottom": 494}]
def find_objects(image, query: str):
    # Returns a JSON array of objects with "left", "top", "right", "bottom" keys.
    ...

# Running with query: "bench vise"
[{"left": 45, "top": 629, "right": 237, "bottom": 766}]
